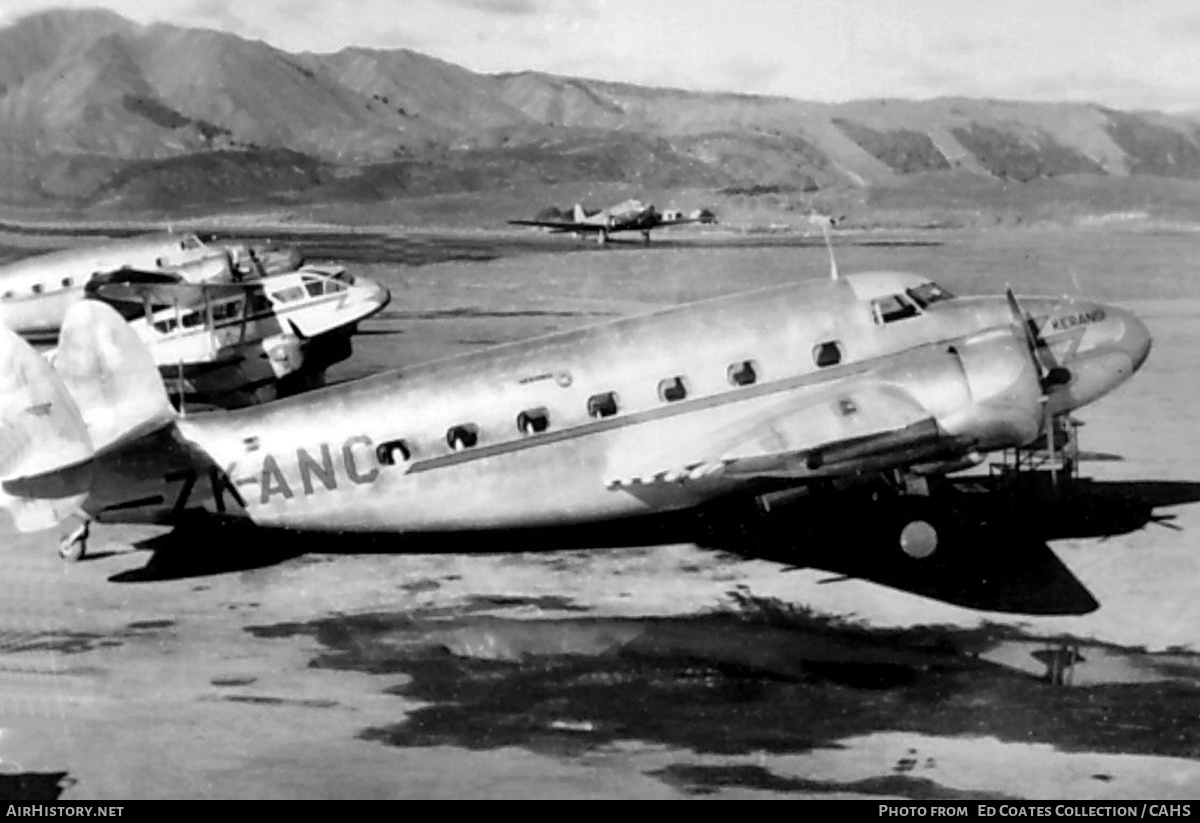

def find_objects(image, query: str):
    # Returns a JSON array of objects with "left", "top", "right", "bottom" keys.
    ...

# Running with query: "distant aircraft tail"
[
  {"left": 1, "top": 301, "right": 175, "bottom": 532},
  {"left": 573, "top": 204, "right": 587, "bottom": 222}
]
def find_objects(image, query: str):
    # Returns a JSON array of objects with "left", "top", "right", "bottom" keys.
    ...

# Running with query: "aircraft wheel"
[
  {"left": 898, "top": 519, "right": 939, "bottom": 559},
  {"left": 58, "top": 521, "right": 89, "bottom": 563},
  {"left": 888, "top": 497, "right": 953, "bottom": 561}
]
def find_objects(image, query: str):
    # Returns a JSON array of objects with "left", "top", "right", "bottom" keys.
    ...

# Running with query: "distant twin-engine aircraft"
[
  {"left": 509, "top": 199, "right": 716, "bottom": 244},
  {"left": 0, "top": 258, "right": 1150, "bottom": 568}
]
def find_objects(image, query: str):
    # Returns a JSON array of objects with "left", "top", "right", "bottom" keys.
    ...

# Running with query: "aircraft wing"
[
  {"left": 507, "top": 220, "right": 605, "bottom": 233},
  {"left": 605, "top": 379, "right": 955, "bottom": 490},
  {"left": 86, "top": 279, "right": 251, "bottom": 308}
]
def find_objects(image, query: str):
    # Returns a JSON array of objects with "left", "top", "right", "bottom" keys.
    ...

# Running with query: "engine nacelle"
[{"left": 880, "top": 326, "right": 1044, "bottom": 454}]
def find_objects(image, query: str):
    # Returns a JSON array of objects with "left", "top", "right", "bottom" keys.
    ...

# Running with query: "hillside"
[{"left": 4, "top": 8, "right": 1200, "bottom": 223}]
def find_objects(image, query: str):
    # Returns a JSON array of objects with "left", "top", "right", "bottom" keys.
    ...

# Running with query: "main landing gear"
[
  {"left": 876, "top": 475, "right": 955, "bottom": 561},
  {"left": 59, "top": 519, "right": 90, "bottom": 562}
]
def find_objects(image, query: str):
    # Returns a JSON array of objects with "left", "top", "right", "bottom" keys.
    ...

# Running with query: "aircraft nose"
[{"left": 1115, "top": 305, "right": 1152, "bottom": 373}]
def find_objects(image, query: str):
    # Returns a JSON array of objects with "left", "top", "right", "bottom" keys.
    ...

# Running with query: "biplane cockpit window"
[
  {"left": 905, "top": 282, "right": 954, "bottom": 308},
  {"left": 871, "top": 294, "right": 920, "bottom": 324},
  {"left": 302, "top": 275, "right": 348, "bottom": 296},
  {"left": 271, "top": 285, "right": 305, "bottom": 303}
]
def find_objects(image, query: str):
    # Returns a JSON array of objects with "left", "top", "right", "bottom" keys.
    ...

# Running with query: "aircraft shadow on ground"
[{"left": 109, "top": 478, "right": 1200, "bottom": 616}]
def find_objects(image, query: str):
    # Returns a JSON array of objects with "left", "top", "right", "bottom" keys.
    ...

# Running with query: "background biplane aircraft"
[
  {"left": 509, "top": 199, "right": 716, "bottom": 245},
  {"left": 0, "top": 232, "right": 301, "bottom": 345},
  {"left": 0, "top": 267, "right": 1149, "bottom": 569},
  {"left": 81, "top": 264, "right": 390, "bottom": 408}
]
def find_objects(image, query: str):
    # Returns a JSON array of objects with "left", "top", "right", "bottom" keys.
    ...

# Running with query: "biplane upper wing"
[{"left": 85, "top": 277, "right": 249, "bottom": 308}]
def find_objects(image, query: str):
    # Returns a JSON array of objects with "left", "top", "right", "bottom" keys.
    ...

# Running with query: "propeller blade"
[{"left": 1006, "top": 287, "right": 1071, "bottom": 391}]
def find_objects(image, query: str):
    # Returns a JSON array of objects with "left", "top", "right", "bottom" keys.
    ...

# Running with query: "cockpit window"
[
  {"left": 301, "top": 275, "right": 347, "bottom": 296},
  {"left": 871, "top": 294, "right": 920, "bottom": 324},
  {"left": 271, "top": 285, "right": 306, "bottom": 303},
  {"left": 181, "top": 236, "right": 204, "bottom": 250},
  {"left": 905, "top": 282, "right": 954, "bottom": 308}
]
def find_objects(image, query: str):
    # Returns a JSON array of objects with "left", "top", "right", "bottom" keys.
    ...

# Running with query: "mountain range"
[{"left": 3, "top": 7, "right": 1200, "bottom": 220}]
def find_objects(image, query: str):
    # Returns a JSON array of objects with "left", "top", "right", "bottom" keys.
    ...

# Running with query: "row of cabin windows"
[
  {"left": 2, "top": 277, "right": 77, "bottom": 300},
  {"left": 372, "top": 343, "right": 846, "bottom": 464}
]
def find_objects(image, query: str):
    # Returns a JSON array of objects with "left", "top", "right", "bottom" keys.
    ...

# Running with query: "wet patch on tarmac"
[
  {"left": 650, "top": 763, "right": 1011, "bottom": 799},
  {"left": 211, "top": 676, "right": 258, "bottom": 687},
  {"left": 2, "top": 632, "right": 108, "bottom": 655},
  {"left": 220, "top": 695, "right": 339, "bottom": 708},
  {"left": 247, "top": 603, "right": 1200, "bottom": 762},
  {"left": 126, "top": 619, "right": 175, "bottom": 631}
]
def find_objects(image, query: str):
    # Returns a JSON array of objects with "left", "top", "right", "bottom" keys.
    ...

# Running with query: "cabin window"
[
  {"left": 871, "top": 294, "right": 920, "bottom": 324},
  {"left": 517, "top": 407, "right": 550, "bottom": 435},
  {"left": 211, "top": 301, "right": 241, "bottom": 322},
  {"left": 657, "top": 376, "right": 689, "bottom": 403},
  {"left": 303, "top": 277, "right": 325, "bottom": 297},
  {"left": 906, "top": 282, "right": 954, "bottom": 308},
  {"left": 376, "top": 439, "right": 412, "bottom": 465},
  {"left": 587, "top": 391, "right": 619, "bottom": 419},
  {"left": 728, "top": 360, "right": 758, "bottom": 386},
  {"left": 271, "top": 285, "right": 306, "bottom": 303},
  {"left": 61, "top": 278, "right": 73, "bottom": 288},
  {"left": 181, "top": 310, "right": 204, "bottom": 329},
  {"left": 31, "top": 284, "right": 43, "bottom": 295},
  {"left": 153, "top": 318, "right": 178, "bottom": 334},
  {"left": 813, "top": 341, "right": 843, "bottom": 368},
  {"left": 249, "top": 291, "right": 272, "bottom": 315},
  {"left": 1, "top": 291, "right": 12, "bottom": 300},
  {"left": 446, "top": 424, "right": 479, "bottom": 451}
]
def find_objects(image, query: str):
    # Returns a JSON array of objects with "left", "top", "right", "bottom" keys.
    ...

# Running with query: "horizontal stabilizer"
[{"left": 53, "top": 300, "right": 175, "bottom": 453}]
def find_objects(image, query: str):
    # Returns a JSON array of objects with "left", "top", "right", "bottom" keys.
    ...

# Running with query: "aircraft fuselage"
[{"left": 82, "top": 272, "right": 1151, "bottom": 535}]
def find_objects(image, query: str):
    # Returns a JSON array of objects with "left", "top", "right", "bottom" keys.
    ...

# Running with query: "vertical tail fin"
[
  {"left": 1, "top": 300, "right": 176, "bottom": 533},
  {"left": 0, "top": 323, "right": 94, "bottom": 532},
  {"left": 53, "top": 300, "right": 175, "bottom": 452},
  {"left": 573, "top": 203, "right": 587, "bottom": 222}
]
